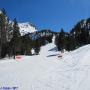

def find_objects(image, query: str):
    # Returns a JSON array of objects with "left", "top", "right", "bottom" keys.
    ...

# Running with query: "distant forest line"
[{"left": 0, "top": 8, "right": 90, "bottom": 59}]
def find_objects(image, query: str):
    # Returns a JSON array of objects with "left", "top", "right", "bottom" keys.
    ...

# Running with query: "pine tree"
[
  {"left": 12, "top": 18, "right": 20, "bottom": 59},
  {"left": 0, "top": 9, "right": 8, "bottom": 58},
  {"left": 34, "top": 39, "right": 40, "bottom": 55},
  {"left": 58, "top": 29, "right": 66, "bottom": 52},
  {"left": 65, "top": 33, "right": 76, "bottom": 51},
  {"left": 22, "top": 35, "right": 32, "bottom": 55}
]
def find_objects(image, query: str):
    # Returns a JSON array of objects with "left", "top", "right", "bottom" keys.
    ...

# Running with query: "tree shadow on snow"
[
  {"left": 48, "top": 47, "right": 58, "bottom": 52},
  {"left": 47, "top": 54, "right": 59, "bottom": 57}
]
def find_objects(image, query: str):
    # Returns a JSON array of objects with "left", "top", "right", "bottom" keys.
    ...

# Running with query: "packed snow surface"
[
  {"left": 0, "top": 42, "right": 90, "bottom": 90},
  {"left": 18, "top": 22, "right": 37, "bottom": 36}
]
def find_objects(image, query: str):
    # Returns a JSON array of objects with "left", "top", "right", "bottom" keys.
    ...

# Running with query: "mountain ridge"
[{"left": 18, "top": 22, "right": 37, "bottom": 36}]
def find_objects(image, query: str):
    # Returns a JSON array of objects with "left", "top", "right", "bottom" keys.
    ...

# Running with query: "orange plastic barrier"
[{"left": 15, "top": 56, "right": 22, "bottom": 61}]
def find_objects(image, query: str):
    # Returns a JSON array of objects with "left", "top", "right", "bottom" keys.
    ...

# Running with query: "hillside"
[{"left": 0, "top": 38, "right": 90, "bottom": 90}]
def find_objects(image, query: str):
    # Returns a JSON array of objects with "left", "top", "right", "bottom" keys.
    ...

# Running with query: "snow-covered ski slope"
[{"left": 0, "top": 42, "right": 90, "bottom": 90}]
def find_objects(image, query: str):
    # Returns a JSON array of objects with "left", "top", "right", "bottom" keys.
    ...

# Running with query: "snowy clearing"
[{"left": 0, "top": 42, "right": 90, "bottom": 90}]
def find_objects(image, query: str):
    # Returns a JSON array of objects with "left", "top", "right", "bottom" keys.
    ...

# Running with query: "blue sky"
[{"left": 0, "top": 0, "right": 90, "bottom": 32}]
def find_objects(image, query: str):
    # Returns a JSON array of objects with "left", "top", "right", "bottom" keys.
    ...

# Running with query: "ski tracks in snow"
[
  {"left": 0, "top": 43, "right": 90, "bottom": 90},
  {"left": 31, "top": 44, "right": 90, "bottom": 90}
]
